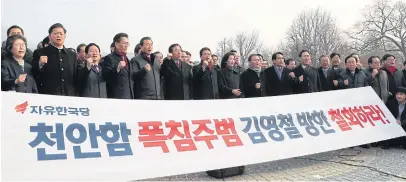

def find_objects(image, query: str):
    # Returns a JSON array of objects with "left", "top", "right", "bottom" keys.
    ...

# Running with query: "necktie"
[
  {"left": 277, "top": 67, "right": 282, "bottom": 79},
  {"left": 146, "top": 55, "right": 151, "bottom": 62},
  {"left": 176, "top": 60, "right": 180, "bottom": 68},
  {"left": 92, "top": 65, "right": 99, "bottom": 73},
  {"left": 323, "top": 69, "right": 327, "bottom": 78}
]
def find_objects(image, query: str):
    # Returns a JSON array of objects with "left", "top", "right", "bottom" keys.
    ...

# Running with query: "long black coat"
[
  {"left": 292, "top": 65, "right": 322, "bottom": 94},
  {"left": 160, "top": 58, "right": 193, "bottom": 100},
  {"left": 32, "top": 46, "right": 78, "bottom": 96},
  {"left": 77, "top": 64, "right": 107, "bottom": 98},
  {"left": 218, "top": 68, "right": 242, "bottom": 99},
  {"left": 262, "top": 66, "right": 294, "bottom": 96},
  {"left": 102, "top": 52, "right": 134, "bottom": 99},
  {"left": 192, "top": 63, "right": 219, "bottom": 100},
  {"left": 241, "top": 69, "right": 264, "bottom": 98},
  {"left": 1, "top": 58, "right": 37, "bottom": 93},
  {"left": 318, "top": 67, "right": 340, "bottom": 91}
]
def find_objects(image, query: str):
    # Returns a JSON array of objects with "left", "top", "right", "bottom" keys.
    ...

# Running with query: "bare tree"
[
  {"left": 215, "top": 37, "right": 234, "bottom": 58},
  {"left": 348, "top": 0, "right": 406, "bottom": 62},
  {"left": 283, "top": 8, "right": 351, "bottom": 66},
  {"left": 215, "top": 30, "right": 264, "bottom": 67},
  {"left": 234, "top": 30, "right": 263, "bottom": 66}
]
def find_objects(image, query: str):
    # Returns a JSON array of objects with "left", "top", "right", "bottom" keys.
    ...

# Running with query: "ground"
[{"left": 140, "top": 147, "right": 406, "bottom": 181}]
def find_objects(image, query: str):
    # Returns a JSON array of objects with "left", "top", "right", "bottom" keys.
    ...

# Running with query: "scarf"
[
  {"left": 249, "top": 67, "right": 261, "bottom": 77},
  {"left": 115, "top": 50, "right": 127, "bottom": 61},
  {"left": 385, "top": 66, "right": 396, "bottom": 75}
]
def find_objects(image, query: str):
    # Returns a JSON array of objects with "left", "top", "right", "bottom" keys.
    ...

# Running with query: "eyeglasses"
[
  {"left": 13, "top": 43, "right": 26, "bottom": 48},
  {"left": 119, "top": 42, "right": 130, "bottom": 46}
]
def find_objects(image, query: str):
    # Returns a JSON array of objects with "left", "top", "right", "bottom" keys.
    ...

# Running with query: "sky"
[{"left": 1, "top": 0, "right": 373, "bottom": 60}]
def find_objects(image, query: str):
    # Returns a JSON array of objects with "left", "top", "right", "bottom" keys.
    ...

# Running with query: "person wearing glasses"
[{"left": 102, "top": 33, "right": 134, "bottom": 99}]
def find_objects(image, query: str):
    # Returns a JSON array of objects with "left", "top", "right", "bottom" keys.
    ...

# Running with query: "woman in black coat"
[
  {"left": 1, "top": 35, "right": 37, "bottom": 93},
  {"left": 218, "top": 52, "right": 242, "bottom": 99},
  {"left": 77, "top": 43, "right": 107, "bottom": 98}
]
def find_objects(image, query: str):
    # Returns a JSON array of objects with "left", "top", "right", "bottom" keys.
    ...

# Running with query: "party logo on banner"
[
  {"left": 14, "top": 101, "right": 91, "bottom": 116},
  {"left": 15, "top": 101, "right": 28, "bottom": 114}
]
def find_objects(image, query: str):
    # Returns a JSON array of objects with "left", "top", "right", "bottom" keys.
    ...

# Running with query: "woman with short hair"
[{"left": 1, "top": 34, "right": 37, "bottom": 93}]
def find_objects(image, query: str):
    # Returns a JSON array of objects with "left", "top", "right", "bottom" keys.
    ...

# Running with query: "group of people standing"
[{"left": 1, "top": 23, "right": 405, "bottom": 149}]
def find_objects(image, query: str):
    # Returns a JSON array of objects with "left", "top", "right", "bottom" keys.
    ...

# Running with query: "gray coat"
[
  {"left": 131, "top": 53, "right": 161, "bottom": 100},
  {"left": 364, "top": 68, "right": 389, "bottom": 102},
  {"left": 338, "top": 68, "right": 369, "bottom": 89},
  {"left": 382, "top": 67, "right": 406, "bottom": 97}
]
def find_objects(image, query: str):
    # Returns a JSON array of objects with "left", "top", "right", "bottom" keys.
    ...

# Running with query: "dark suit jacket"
[
  {"left": 318, "top": 67, "right": 339, "bottom": 91},
  {"left": 241, "top": 69, "right": 264, "bottom": 98},
  {"left": 77, "top": 64, "right": 107, "bottom": 98},
  {"left": 192, "top": 63, "right": 219, "bottom": 100},
  {"left": 1, "top": 58, "right": 37, "bottom": 93},
  {"left": 102, "top": 52, "right": 134, "bottom": 99},
  {"left": 160, "top": 59, "right": 193, "bottom": 100},
  {"left": 263, "top": 66, "right": 294, "bottom": 96},
  {"left": 32, "top": 45, "right": 78, "bottom": 96},
  {"left": 338, "top": 68, "right": 369, "bottom": 89},
  {"left": 292, "top": 65, "right": 322, "bottom": 94},
  {"left": 386, "top": 99, "right": 406, "bottom": 125}
]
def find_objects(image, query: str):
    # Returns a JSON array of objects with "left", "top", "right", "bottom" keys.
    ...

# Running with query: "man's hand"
[
  {"left": 145, "top": 64, "right": 151, "bottom": 71},
  {"left": 15, "top": 73, "right": 27, "bottom": 84}
]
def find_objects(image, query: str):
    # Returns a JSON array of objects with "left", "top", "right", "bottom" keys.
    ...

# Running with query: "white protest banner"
[{"left": 1, "top": 87, "right": 405, "bottom": 181}]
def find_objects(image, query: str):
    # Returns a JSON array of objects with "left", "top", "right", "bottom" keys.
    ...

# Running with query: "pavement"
[{"left": 140, "top": 147, "right": 406, "bottom": 181}]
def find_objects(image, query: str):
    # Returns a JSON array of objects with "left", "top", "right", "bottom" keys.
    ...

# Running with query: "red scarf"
[
  {"left": 115, "top": 50, "right": 128, "bottom": 67},
  {"left": 385, "top": 66, "right": 396, "bottom": 75},
  {"left": 116, "top": 51, "right": 127, "bottom": 60}
]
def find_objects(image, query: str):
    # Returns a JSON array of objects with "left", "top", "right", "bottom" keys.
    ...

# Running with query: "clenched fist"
[
  {"left": 372, "top": 69, "right": 378, "bottom": 77},
  {"left": 333, "top": 80, "right": 338, "bottom": 86},
  {"left": 118, "top": 60, "right": 127, "bottom": 69},
  {"left": 16, "top": 73, "right": 27, "bottom": 84},
  {"left": 40, "top": 56, "right": 48, "bottom": 64},
  {"left": 255, "top": 83, "right": 261, "bottom": 89},
  {"left": 145, "top": 64, "right": 151, "bottom": 71},
  {"left": 299, "top": 75, "right": 304, "bottom": 82}
]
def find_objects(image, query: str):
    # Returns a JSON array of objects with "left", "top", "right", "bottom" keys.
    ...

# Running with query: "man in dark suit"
[
  {"left": 241, "top": 54, "right": 264, "bottom": 98},
  {"left": 102, "top": 33, "right": 134, "bottom": 99},
  {"left": 32, "top": 23, "right": 78, "bottom": 96},
  {"left": 383, "top": 87, "right": 406, "bottom": 149},
  {"left": 318, "top": 55, "right": 339, "bottom": 91},
  {"left": 192, "top": 47, "right": 219, "bottom": 100},
  {"left": 292, "top": 50, "right": 322, "bottom": 94},
  {"left": 131, "top": 37, "right": 161, "bottom": 100},
  {"left": 263, "top": 52, "right": 295, "bottom": 96},
  {"left": 161, "top": 44, "right": 193, "bottom": 100}
]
